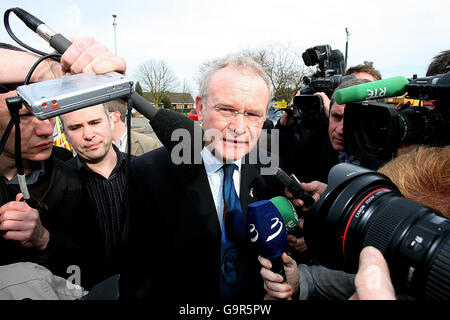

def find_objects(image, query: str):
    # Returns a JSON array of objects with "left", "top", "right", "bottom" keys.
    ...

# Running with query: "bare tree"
[
  {"left": 181, "top": 78, "right": 194, "bottom": 96},
  {"left": 242, "top": 44, "right": 309, "bottom": 102},
  {"left": 196, "top": 44, "right": 310, "bottom": 103},
  {"left": 135, "top": 59, "right": 179, "bottom": 108}
]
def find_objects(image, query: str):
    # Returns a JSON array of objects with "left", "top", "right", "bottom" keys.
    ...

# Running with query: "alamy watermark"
[{"left": 169, "top": 128, "right": 280, "bottom": 175}]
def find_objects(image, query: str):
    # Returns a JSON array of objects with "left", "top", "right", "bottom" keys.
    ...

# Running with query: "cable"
[
  {"left": 4, "top": 8, "right": 49, "bottom": 57},
  {"left": 2, "top": 8, "right": 60, "bottom": 203},
  {"left": 24, "top": 53, "right": 61, "bottom": 85},
  {"left": 0, "top": 118, "right": 14, "bottom": 156}
]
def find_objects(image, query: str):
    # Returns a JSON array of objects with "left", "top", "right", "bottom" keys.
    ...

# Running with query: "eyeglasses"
[{"left": 208, "top": 104, "right": 265, "bottom": 126}]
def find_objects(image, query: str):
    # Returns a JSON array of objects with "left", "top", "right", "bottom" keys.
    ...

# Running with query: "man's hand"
[
  {"left": 287, "top": 218, "right": 307, "bottom": 252},
  {"left": 313, "top": 92, "right": 331, "bottom": 119},
  {"left": 350, "top": 246, "right": 396, "bottom": 300},
  {"left": 283, "top": 181, "right": 326, "bottom": 252},
  {"left": 279, "top": 111, "right": 297, "bottom": 127},
  {"left": 286, "top": 180, "right": 327, "bottom": 208},
  {"left": 32, "top": 36, "right": 126, "bottom": 82},
  {"left": 259, "top": 253, "right": 299, "bottom": 300},
  {"left": 0, "top": 193, "right": 49, "bottom": 251}
]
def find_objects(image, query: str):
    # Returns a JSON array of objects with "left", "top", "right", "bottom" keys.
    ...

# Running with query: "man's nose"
[
  {"left": 228, "top": 113, "right": 246, "bottom": 134},
  {"left": 336, "top": 121, "right": 344, "bottom": 135},
  {"left": 82, "top": 126, "right": 96, "bottom": 140},
  {"left": 34, "top": 118, "right": 54, "bottom": 137}
]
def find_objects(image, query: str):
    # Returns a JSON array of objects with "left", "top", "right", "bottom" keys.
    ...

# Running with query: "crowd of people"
[{"left": 0, "top": 35, "right": 448, "bottom": 303}]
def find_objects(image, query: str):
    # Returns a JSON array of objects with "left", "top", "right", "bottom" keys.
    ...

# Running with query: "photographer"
[
  {"left": 280, "top": 78, "right": 381, "bottom": 184},
  {"left": 426, "top": 50, "right": 450, "bottom": 76},
  {"left": 0, "top": 39, "right": 125, "bottom": 285},
  {"left": 276, "top": 60, "right": 382, "bottom": 161},
  {"left": 276, "top": 78, "right": 387, "bottom": 264},
  {"left": 345, "top": 61, "right": 382, "bottom": 82},
  {"left": 378, "top": 145, "right": 450, "bottom": 218},
  {"left": 259, "top": 144, "right": 449, "bottom": 300}
]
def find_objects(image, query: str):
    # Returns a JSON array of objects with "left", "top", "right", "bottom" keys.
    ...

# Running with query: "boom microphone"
[
  {"left": 11, "top": 8, "right": 206, "bottom": 153},
  {"left": 334, "top": 76, "right": 409, "bottom": 105},
  {"left": 7, "top": 7, "right": 72, "bottom": 54},
  {"left": 129, "top": 91, "right": 205, "bottom": 154}
]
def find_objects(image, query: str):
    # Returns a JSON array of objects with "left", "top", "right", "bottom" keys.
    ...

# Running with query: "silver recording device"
[{"left": 16, "top": 71, "right": 133, "bottom": 120}]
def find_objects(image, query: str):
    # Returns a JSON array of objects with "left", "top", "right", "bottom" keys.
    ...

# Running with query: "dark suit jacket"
[{"left": 119, "top": 146, "right": 284, "bottom": 301}]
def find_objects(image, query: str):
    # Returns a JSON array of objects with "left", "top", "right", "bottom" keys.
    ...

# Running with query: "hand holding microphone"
[
  {"left": 5, "top": 8, "right": 126, "bottom": 80},
  {"left": 273, "top": 168, "right": 315, "bottom": 208},
  {"left": 248, "top": 199, "right": 295, "bottom": 299},
  {"left": 248, "top": 198, "right": 303, "bottom": 299},
  {"left": 258, "top": 253, "right": 299, "bottom": 300},
  {"left": 7, "top": 7, "right": 205, "bottom": 155}
]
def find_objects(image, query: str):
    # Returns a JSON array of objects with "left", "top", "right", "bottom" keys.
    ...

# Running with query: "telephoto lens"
[{"left": 303, "top": 163, "right": 450, "bottom": 300}]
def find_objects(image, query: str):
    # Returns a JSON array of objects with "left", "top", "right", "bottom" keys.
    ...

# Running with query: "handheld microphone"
[
  {"left": 11, "top": 8, "right": 206, "bottom": 153},
  {"left": 269, "top": 196, "right": 303, "bottom": 239},
  {"left": 9, "top": 7, "right": 72, "bottom": 54},
  {"left": 273, "top": 168, "right": 315, "bottom": 207},
  {"left": 247, "top": 200, "right": 288, "bottom": 279},
  {"left": 334, "top": 76, "right": 410, "bottom": 105}
]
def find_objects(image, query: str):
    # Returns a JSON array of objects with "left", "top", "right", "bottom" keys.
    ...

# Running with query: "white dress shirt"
[{"left": 117, "top": 129, "right": 128, "bottom": 153}]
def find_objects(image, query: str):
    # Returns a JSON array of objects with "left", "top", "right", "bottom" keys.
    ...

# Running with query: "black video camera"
[
  {"left": 304, "top": 163, "right": 450, "bottom": 300},
  {"left": 344, "top": 71, "right": 450, "bottom": 165},
  {"left": 288, "top": 44, "right": 350, "bottom": 121}
]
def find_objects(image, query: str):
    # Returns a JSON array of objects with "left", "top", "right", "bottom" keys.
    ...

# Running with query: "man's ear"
[
  {"left": 109, "top": 111, "right": 119, "bottom": 123},
  {"left": 195, "top": 96, "right": 204, "bottom": 122}
]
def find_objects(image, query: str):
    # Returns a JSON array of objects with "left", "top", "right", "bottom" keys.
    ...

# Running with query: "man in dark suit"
[
  {"left": 119, "top": 55, "right": 295, "bottom": 301},
  {"left": 280, "top": 78, "right": 381, "bottom": 185}
]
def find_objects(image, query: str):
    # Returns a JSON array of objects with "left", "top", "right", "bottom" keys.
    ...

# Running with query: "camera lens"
[
  {"left": 304, "top": 163, "right": 450, "bottom": 299},
  {"left": 344, "top": 102, "right": 399, "bottom": 164},
  {"left": 294, "top": 95, "right": 323, "bottom": 120},
  {"left": 344, "top": 102, "right": 447, "bottom": 165}
]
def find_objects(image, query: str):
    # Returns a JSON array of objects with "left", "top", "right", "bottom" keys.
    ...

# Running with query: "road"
[{"left": 131, "top": 116, "right": 161, "bottom": 145}]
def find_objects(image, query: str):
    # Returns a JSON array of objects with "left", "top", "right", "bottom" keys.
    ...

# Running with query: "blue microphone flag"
[{"left": 247, "top": 200, "right": 287, "bottom": 259}]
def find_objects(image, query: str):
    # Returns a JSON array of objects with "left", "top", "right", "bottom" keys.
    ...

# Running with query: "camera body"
[
  {"left": 289, "top": 45, "right": 348, "bottom": 121},
  {"left": 344, "top": 71, "right": 450, "bottom": 164}
]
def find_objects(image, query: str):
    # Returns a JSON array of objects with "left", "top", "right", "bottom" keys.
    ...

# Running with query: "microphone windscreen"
[
  {"left": 270, "top": 196, "right": 299, "bottom": 233},
  {"left": 130, "top": 92, "right": 159, "bottom": 119},
  {"left": 247, "top": 200, "right": 287, "bottom": 259},
  {"left": 334, "top": 76, "right": 409, "bottom": 105},
  {"left": 129, "top": 91, "right": 205, "bottom": 159},
  {"left": 152, "top": 108, "right": 205, "bottom": 155}
]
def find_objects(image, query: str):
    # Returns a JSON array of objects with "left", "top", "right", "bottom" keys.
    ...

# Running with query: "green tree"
[
  {"left": 161, "top": 95, "right": 172, "bottom": 109},
  {"left": 135, "top": 81, "right": 143, "bottom": 95}
]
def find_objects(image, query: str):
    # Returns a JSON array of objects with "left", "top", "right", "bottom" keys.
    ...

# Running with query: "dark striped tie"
[{"left": 220, "top": 164, "right": 247, "bottom": 300}]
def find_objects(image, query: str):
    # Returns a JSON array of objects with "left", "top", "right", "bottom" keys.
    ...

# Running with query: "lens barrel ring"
[
  {"left": 362, "top": 200, "right": 414, "bottom": 253},
  {"left": 362, "top": 198, "right": 425, "bottom": 254},
  {"left": 425, "top": 235, "right": 450, "bottom": 300}
]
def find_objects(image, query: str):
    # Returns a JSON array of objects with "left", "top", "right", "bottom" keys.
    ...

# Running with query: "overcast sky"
[{"left": 1, "top": 0, "right": 449, "bottom": 96}]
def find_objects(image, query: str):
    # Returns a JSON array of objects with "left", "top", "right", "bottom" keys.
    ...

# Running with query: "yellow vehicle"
[
  {"left": 271, "top": 100, "right": 287, "bottom": 109},
  {"left": 385, "top": 93, "right": 422, "bottom": 106}
]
